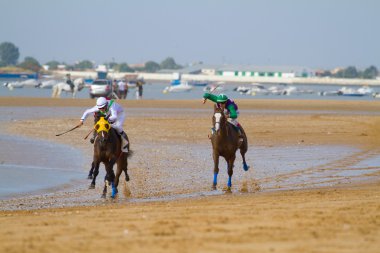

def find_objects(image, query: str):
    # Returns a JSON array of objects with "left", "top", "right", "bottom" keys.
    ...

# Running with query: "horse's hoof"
[
  {"left": 224, "top": 187, "right": 232, "bottom": 194},
  {"left": 89, "top": 184, "right": 95, "bottom": 189},
  {"left": 87, "top": 175, "right": 93, "bottom": 179},
  {"left": 243, "top": 163, "right": 250, "bottom": 171},
  {"left": 111, "top": 188, "right": 118, "bottom": 198},
  {"left": 101, "top": 193, "right": 106, "bottom": 198},
  {"left": 125, "top": 175, "right": 130, "bottom": 182},
  {"left": 211, "top": 185, "right": 217, "bottom": 191}
]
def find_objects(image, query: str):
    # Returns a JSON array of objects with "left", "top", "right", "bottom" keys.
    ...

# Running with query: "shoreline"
[{"left": 47, "top": 70, "right": 380, "bottom": 86}]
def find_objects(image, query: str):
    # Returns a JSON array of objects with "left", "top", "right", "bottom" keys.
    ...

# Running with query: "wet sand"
[{"left": 0, "top": 98, "right": 380, "bottom": 252}]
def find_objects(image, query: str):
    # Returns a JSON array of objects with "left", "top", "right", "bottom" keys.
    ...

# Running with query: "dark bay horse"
[
  {"left": 89, "top": 116, "right": 130, "bottom": 198},
  {"left": 210, "top": 105, "right": 249, "bottom": 191}
]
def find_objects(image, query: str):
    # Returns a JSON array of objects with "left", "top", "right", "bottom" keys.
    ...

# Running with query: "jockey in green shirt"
[{"left": 203, "top": 93, "right": 243, "bottom": 144}]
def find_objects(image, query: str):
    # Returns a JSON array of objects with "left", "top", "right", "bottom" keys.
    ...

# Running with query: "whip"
[
  {"left": 55, "top": 124, "right": 81, "bottom": 136},
  {"left": 84, "top": 128, "right": 94, "bottom": 140},
  {"left": 202, "top": 84, "right": 220, "bottom": 104}
]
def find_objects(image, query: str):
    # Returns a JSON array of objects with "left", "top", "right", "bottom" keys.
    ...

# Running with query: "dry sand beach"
[{"left": 0, "top": 97, "right": 380, "bottom": 253}]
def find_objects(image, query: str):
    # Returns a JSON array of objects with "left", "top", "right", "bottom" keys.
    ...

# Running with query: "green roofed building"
[{"left": 176, "top": 64, "right": 314, "bottom": 78}]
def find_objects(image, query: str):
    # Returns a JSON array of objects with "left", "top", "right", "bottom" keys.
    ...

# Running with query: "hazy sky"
[{"left": 1, "top": 0, "right": 379, "bottom": 69}]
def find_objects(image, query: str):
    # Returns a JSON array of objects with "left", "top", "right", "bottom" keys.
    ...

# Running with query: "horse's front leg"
[
  {"left": 226, "top": 155, "right": 236, "bottom": 192},
  {"left": 89, "top": 161, "right": 100, "bottom": 189},
  {"left": 212, "top": 151, "right": 220, "bottom": 190},
  {"left": 101, "top": 161, "right": 114, "bottom": 198},
  {"left": 106, "top": 160, "right": 118, "bottom": 198}
]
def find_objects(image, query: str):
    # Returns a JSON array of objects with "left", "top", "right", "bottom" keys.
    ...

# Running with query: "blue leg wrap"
[
  {"left": 228, "top": 177, "right": 232, "bottom": 188},
  {"left": 243, "top": 162, "right": 249, "bottom": 171},
  {"left": 213, "top": 173, "right": 218, "bottom": 185},
  {"left": 111, "top": 182, "right": 117, "bottom": 198}
]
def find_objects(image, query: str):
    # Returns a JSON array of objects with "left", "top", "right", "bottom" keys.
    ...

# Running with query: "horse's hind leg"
[
  {"left": 102, "top": 183, "right": 107, "bottom": 198},
  {"left": 241, "top": 149, "right": 249, "bottom": 171},
  {"left": 239, "top": 128, "right": 250, "bottom": 171},
  {"left": 89, "top": 162, "right": 100, "bottom": 189},
  {"left": 120, "top": 154, "right": 129, "bottom": 182},
  {"left": 88, "top": 161, "right": 95, "bottom": 179},
  {"left": 212, "top": 152, "right": 220, "bottom": 190},
  {"left": 52, "top": 86, "right": 57, "bottom": 98},
  {"left": 118, "top": 154, "right": 131, "bottom": 197}
]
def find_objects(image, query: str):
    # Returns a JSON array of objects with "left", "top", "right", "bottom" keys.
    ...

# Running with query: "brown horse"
[
  {"left": 210, "top": 105, "right": 249, "bottom": 191},
  {"left": 89, "top": 116, "right": 130, "bottom": 198}
]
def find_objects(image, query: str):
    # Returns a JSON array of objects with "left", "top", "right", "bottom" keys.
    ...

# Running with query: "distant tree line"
[
  {"left": 317, "top": 66, "right": 379, "bottom": 79},
  {"left": 0, "top": 41, "right": 182, "bottom": 73}
]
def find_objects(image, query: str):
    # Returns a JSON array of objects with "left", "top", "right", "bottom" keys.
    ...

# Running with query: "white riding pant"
[
  {"left": 227, "top": 117, "right": 239, "bottom": 127},
  {"left": 224, "top": 109, "right": 239, "bottom": 127},
  {"left": 111, "top": 112, "right": 126, "bottom": 134}
]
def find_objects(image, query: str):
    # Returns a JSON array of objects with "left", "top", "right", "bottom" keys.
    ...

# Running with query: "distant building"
[
  {"left": 177, "top": 64, "right": 314, "bottom": 78},
  {"left": 57, "top": 64, "right": 67, "bottom": 71},
  {"left": 215, "top": 65, "right": 314, "bottom": 78}
]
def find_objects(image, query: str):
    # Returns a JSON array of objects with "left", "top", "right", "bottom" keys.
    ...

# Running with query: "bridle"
[{"left": 94, "top": 117, "right": 111, "bottom": 142}]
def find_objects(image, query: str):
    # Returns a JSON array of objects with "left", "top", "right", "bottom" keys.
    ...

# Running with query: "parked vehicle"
[{"left": 89, "top": 79, "right": 112, "bottom": 98}]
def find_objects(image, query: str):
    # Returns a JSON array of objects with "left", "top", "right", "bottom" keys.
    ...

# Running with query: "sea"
[{"left": 1, "top": 78, "right": 380, "bottom": 101}]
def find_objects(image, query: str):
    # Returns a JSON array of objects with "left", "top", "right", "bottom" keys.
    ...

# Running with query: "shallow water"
[
  {"left": 2, "top": 81, "right": 380, "bottom": 101},
  {"left": 0, "top": 133, "right": 86, "bottom": 200}
]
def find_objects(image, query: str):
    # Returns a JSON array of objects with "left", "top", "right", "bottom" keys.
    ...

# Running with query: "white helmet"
[{"left": 96, "top": 97, "right": 108, "bottom": 109}]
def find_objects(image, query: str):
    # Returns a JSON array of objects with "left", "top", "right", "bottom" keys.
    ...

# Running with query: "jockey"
[
  {"left": 65, "top": 73, "right": 74, "bottom": 92},
  {"left": 79, "top": 97, "right": 129, "bottom": 152},
  {"left": 203, "top": 93, "right": 243, "bottom": 144}
]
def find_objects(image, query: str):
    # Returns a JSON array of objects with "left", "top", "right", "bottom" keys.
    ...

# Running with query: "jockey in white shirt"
[{"left": 79, "top": 97, "right": 129, "bottom": 152}]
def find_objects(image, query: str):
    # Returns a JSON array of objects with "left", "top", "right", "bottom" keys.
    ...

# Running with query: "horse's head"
[
  {"left": 74, "top": 78, "right": 85, "bottom": 91},
  {"left": 213, "top": 104, "right": 227, "bottom": 133},
  {"left": 94, "top": 116, "right": 111, "bottom": 143}
]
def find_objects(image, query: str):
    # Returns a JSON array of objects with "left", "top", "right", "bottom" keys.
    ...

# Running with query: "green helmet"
[{"left": 216, "top": 94, "right": 228, "bottom": 103}]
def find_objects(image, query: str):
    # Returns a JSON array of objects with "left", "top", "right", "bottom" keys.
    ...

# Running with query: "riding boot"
[{"left": 120, "top": 131, "right": 129, "bottom": 153}]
